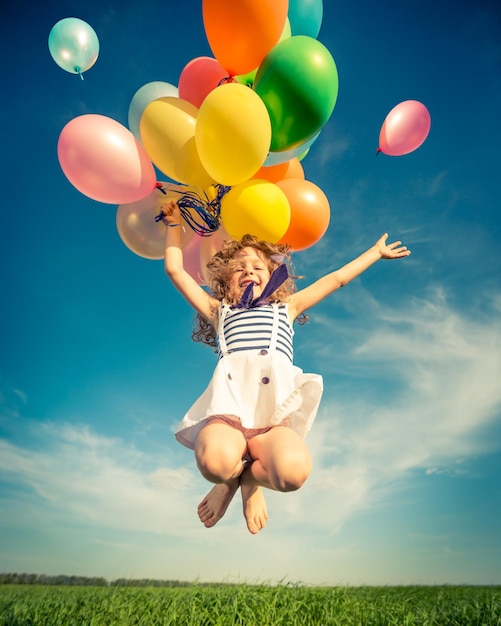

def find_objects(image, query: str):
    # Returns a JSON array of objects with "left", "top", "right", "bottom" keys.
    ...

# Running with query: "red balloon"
[
  {"left": 178, "top": 56, "right": 233, "bottom": 108},
  {"left": 277, "top": 179, "right": 330, "bottom": 251},
  {"left": 378, "top": 100, "right": 431, "bottom": 156}
]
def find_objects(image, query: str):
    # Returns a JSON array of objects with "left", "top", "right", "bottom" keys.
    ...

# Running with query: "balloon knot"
[
  {"left": 156, "top": 182, "right": 167, "bottom": 194},
  {"left": 217, "top": 75, "right": 233, "bottom": 86},
  {"left": 376, "top": 148, "right": 382, "bottom": 156}
]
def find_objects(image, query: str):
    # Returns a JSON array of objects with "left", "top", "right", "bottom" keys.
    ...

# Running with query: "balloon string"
[
  {"left": 75, "top": 66, "right": 84, "bottom": 80},
  {"left": 154, "top": 184, "right": 231, "bottom": 237}
]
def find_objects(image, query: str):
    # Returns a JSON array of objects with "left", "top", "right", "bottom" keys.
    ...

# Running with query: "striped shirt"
[{"left": 217, "top": 304, "right": 294, "bottom": 362}]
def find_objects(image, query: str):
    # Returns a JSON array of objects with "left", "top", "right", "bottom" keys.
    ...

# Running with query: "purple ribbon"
[{"left": 231, "top": 263, "right": 289, "bottom": 309}]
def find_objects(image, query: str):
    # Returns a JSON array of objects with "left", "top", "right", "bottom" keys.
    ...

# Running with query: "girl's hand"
[
  {"left": 161, "top": 200, "right": 181, "bottom": 226},
  {"left": 376, "top": 233, "right": 411, "bottom": 259}
]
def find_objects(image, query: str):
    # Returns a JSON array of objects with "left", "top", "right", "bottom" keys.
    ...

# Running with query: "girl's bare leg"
[
  {"left": 194, "top": 421, "right": 248, "bottom": 528},
  {"left": 194, "top": 423, "right": 310, "bottom": 533},
  {"left": 239, "top": 465, "right": 269, "bottom": 534},
  {"left": 197, "top": 482, "right": 240, "bottom": 528},
  {"left": 246, "top": 426, "right": 312, "bottom": 491},
  {"left": 240, "top": 426, "right": 312, "bottom": 531}
]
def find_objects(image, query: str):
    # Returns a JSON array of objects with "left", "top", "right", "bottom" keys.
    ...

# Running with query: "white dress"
[{"left": 175, "top": 302, "right": 323, "bottom": 449}]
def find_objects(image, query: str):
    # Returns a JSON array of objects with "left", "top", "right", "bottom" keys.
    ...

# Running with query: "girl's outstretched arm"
[
  {"left": 288, "top": 233, "right": 410, "bottom": 319},
  {"left": 163, "top": 201, "right": 219, "bottom": 324}
]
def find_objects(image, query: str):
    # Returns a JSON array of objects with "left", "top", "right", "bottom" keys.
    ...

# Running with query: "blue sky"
[{"left": 1, "top": 0, "right": 500, "bottom": 585}]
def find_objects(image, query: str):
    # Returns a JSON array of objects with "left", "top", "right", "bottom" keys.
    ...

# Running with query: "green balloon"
[
  {"left": 254, "top": 36, "right": 338, "bottom": 152},
  {"left": 234, "top": 69, "right": 257, "bottom": 88}
]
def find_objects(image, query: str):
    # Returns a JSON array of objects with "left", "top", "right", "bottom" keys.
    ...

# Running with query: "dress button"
[
  {"left": 261, "top": 377, "right": 270, "bottom": 384},
  {"left": 259, "top": 349, "right": 268, "bottom": 355}
]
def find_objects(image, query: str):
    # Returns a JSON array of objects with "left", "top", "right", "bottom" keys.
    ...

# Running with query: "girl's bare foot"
[
  {"left": 197, "top": 478, "right": 239, "bottom": 528},
  {"left": 240, "top": 469, "right": 269, "bottom": 534}
]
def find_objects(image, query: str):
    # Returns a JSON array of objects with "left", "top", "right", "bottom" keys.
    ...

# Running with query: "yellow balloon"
[
  {"left": 140, "top": 97, "right": 215, "bottom": 189},
  {"left": 196, "top": 83, "right": 271, "bottom": 186},
  {"left": 221, "top": 179, "right": 290, "bottom": 242}
]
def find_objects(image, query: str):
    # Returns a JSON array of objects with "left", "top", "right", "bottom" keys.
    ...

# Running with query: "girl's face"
[{"left": 228, "top": 247, "right": 271, "bottom": 301}]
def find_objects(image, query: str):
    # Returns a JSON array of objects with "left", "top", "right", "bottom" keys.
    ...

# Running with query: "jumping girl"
[{"left": 162, "top": 200, "right": 410, "bottom": 534}]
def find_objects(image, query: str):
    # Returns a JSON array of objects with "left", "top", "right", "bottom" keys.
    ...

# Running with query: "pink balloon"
[
  {"left": 178, "top": 56, "right": 233, "bottom": 108},
  {"left": 199, "top": 225, "right": 233, "bottom": 283},
  {"left": 377, "top": 100, "right": 431, "bottom": 156},
  {"left": 57, "top": 114, "right": 157, "bottom": 204},
  {"left": 182, "top": 233, "right": 206, "bottom": 285}
]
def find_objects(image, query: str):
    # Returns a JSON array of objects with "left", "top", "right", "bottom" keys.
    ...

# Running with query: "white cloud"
[
  {"left": 0, "top": 423, "right": 202, "bottom": 537},
  {"left": 0, "top": 377, "right": 28, "bottom": 421},
  {"left": 423, "top": 171, "right": 448, "bottom": 197},
  {"left": 275, "top": 287, "right": 501, "bottom": 533},
  {"left": 314, "top": 129, "right": 351, "bottom": 168}
]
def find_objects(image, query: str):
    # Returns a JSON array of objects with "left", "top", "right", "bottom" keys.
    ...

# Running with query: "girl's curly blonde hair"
[{"left": 193, "top": 234, "right": 306, "bottom": 348}]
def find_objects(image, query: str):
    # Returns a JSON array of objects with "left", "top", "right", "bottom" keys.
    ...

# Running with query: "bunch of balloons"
[{"left": 51, "top": 0, "right": 430, "bottom": 281}]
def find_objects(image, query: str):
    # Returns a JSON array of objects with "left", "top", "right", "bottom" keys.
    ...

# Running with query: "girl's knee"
[
  {"left": 195, "top": 438, "right": 244, "bottom": 483},
  {"left": 196, "top": 452, "right": 241, "bottom": 483},
  {"left": 273, "top": 448, "right": 312, "bottom": 492},
  {"left": 194, "top": 423, "right": 247, "bottom": 482},
  {"left": 248, "top": 427, "right": 313, "bottom": 492},
  {"left": 275, "top": 467, "right": 311, "bottom": 492}
]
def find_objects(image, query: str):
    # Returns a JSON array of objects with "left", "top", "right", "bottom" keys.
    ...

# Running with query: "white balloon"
[{"left": 116, "top": 183, "right": 192, "bottom": 260}]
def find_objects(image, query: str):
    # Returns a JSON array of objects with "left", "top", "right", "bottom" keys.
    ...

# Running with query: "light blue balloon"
[
  {"left": 264, "top": 131, "right": 320, "bottom": 166},
  {"left": 128, "top": 82, "right": 179, "bottom": 142},
  {"left": 288, "top": 0, "right": 323, "bottom": 39},
  {"left": 48, "top": 17, "right": 99, "bottom": 77}
]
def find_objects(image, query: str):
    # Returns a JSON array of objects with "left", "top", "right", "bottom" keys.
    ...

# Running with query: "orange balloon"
[
  {"left": 277, "top": 179, "right": 330, "bottom": 251},
  {"left": 283, "top": 158, "right": 305, "bottom": 180},
  {"left": 202, "top": 0, "right": 288, "bottom": 75},
  {"left": 253, "top": 158, "right": 304, "bottom": 183}
]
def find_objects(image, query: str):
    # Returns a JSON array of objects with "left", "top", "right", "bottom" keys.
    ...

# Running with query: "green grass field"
[{"left": 1, "top": 584, "right": 500, "bottom": 625}]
